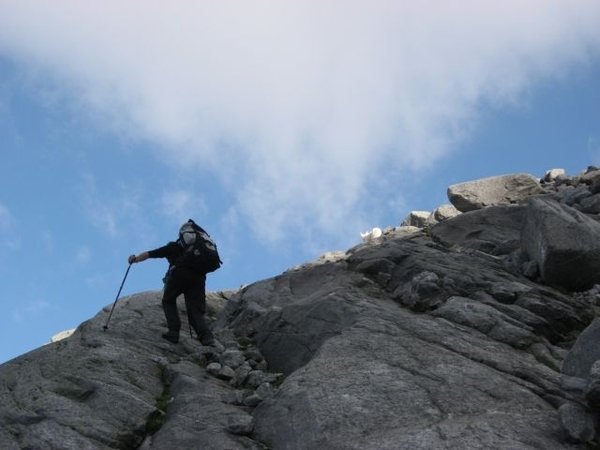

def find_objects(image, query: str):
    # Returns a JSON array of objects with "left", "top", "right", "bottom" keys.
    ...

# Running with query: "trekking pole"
[{"left": 103, "top": 263, "right": 132, "bottom": 331}]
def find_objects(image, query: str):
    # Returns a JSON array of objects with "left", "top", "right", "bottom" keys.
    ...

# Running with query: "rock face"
[{"left": 2, "top": 167, "right": 600, "bottom": 449}]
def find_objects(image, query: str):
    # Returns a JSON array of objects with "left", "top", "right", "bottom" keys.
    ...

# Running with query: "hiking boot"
[{"left": 161, "top": 332, "right": 179, "bottom": 344}]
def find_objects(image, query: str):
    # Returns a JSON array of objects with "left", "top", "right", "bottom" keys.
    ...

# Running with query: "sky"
[{"left": 0, "top": 1, "right": 599, "bottom": 364}]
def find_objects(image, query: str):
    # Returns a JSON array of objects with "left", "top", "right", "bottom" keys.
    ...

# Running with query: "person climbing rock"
[{"left": 128, "top": 219, "right": 221, "bottom": 346}]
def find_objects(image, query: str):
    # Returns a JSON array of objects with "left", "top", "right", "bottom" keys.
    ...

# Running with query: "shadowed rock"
[{"left": 429, "top": 204, "right": 525, "bottom": 254}]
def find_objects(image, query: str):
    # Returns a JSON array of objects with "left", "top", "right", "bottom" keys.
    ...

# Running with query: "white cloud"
[{"left": 0, "top": 1, "right": 599, "bottom": 242}]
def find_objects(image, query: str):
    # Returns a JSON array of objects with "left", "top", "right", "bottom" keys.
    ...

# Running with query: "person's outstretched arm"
[{"left": 129, "top": 242, "right": 176, "bottom": 264}]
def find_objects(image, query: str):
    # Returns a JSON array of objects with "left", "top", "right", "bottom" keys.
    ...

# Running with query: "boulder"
[
  {"left": 521, "top": 197, "right": 600, "bottom": 291},
  {"left": 430, "top": 203, "right": 461, "bottom": 222},
  {"left": 543, "top": 168, "right": 566, "bottom": 182},
  {"left": 448, "top": 173, "right": 543, "bottom": 212},
  {"left": 401, "top": 210, "right": 431, "bottom": 228}
]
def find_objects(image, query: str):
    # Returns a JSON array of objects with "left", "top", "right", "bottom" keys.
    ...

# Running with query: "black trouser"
[{"left": 162, "top": 267, "right": 212, "bottom": 341}]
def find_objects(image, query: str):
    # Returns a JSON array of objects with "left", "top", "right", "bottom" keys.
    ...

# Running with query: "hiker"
[{"left": 128, "top": 220, "right": 221, "bottom": 346}]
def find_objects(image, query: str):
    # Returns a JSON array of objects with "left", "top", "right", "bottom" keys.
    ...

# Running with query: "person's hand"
[{"left": 128, "top": 255, "right": 137, "bottom": 264}]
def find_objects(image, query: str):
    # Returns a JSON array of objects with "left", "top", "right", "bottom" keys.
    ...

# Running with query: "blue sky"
[{"left": 0, "top": 2, "right": 599, "bottom": 364}]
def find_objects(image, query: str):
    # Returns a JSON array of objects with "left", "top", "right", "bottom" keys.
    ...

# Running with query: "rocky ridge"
[{"left": 2, "top": 167, "right": 600, "bottom": 449}]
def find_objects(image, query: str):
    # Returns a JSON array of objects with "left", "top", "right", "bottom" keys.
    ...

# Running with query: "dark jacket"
[
  {"left": 148, "top": 241, "right": 206, "bottom": 278},
  {"left": 148, "top": 241, "right": 181, "bottom": 266}
]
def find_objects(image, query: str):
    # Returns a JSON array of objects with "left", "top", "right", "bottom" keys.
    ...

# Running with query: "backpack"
[{"left": 177, "top": 219, "right": 222, "bottom": 273}]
